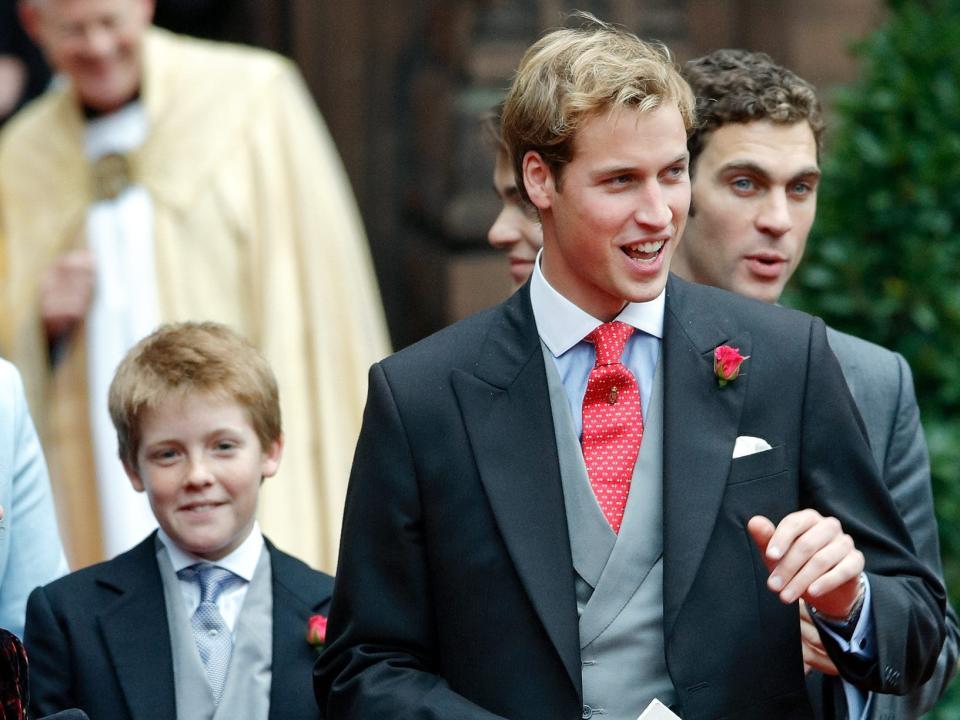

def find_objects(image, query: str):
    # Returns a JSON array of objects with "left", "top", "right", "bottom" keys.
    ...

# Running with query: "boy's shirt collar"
[
  {"left": 157, "top": 522, "right": 264, "bottom": 583},
  {"left": 531, "top": 249, "right": 665, "bottom": 357}
]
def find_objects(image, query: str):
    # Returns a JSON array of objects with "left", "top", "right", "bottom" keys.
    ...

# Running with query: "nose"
[
  {"left": 82, "top": 25, "right": 117, "bottom": 58},
  {"left": 184, "top": 457, "right": 215, "bottom": 487},
  {"left": 756, "top": 191, "right": 793, "bottom": 238},
  {"left": 633, "top": 181, "right": 673, "bottom": 231},
  {"left": 488, "top": 208, "right": 521, "bottom": 251}
]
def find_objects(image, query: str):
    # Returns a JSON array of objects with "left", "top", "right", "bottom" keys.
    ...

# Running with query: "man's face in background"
[
  {"left": 21, "top": 0, "right": 154, "bottom": 114},
  {"left": 674, "top": 119, "right": 820, "bottom": 304}
]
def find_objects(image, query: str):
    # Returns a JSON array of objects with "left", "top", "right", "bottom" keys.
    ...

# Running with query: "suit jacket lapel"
[
  {"left": 452, "top": 286, "right": 582, "bottom": 697},
  {"left": 96, "top": 533, "right": 177, "bottom": 720},
  {"left": 268, "top": 543, "right": 334, "bottom": 720},
  {"left": 661, "top": 276, "right": 751, "bottom": 640}
]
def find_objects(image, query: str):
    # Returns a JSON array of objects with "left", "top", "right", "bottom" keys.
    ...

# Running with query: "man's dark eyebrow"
[
  {"left": 791, "top": 167, "right": 822, "bottom": 181},
  {"left": 718, "top": 161, "right": 822, "bottom": 182},
  {"left": 718, "top": 161, "right": 772, "bottom": 179}
]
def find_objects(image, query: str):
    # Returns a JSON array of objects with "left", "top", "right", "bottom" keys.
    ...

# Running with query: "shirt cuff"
[{"left": 811, "top": 574, "right": 875, "bottom": 658}]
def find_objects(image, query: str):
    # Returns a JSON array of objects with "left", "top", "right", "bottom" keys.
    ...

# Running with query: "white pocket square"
[
  {"left": 732, "top": 435, "right": 773, "bottom": 459},
  {"left": 636, "top": 699, "right": 681, "bottom": 719}
]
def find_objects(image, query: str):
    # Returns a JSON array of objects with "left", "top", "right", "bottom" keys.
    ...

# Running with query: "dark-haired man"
[{"left": 672, "top": 48, "right": 959, "bottom": 719}]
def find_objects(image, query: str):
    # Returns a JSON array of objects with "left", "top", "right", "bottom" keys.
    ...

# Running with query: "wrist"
[{"left": 809, "top": 573, "right": 867, "bottom": 628}]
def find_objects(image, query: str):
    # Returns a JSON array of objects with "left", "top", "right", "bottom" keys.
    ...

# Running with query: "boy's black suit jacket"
[
  {"left": 24, "top": 533, "right": 332, "bottom": 720},
  {"left": 316, "top": 274, "right": 945, "bottom": 720}
]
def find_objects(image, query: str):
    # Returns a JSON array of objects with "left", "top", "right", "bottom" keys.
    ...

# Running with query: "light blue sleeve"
[
  {"left": 812, "top": 577, "right": 876, "bottom": 719},
  {"left": 0, "top": 362, "right": 69, "bottom": 638}
]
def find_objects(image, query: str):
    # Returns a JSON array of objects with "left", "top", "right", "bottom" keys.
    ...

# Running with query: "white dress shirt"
[
  {"left": 157, "top": 524, "right": 264, "bottom": 634},
  {"left": 530, "top": 250, "right": 662, "bottom": 433}
]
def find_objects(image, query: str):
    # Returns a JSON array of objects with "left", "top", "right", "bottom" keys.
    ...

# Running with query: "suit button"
[{"left": 582, "top": 706, "right": 593, "bottom": 719}]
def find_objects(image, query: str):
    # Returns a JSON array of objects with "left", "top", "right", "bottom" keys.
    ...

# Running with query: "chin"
[{"left": 625, "top": 276, "right": 669, "bottom": 302}]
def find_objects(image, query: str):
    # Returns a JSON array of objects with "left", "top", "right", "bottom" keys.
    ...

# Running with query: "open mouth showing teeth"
[{"left": 623, "top": 239, "right": 665, "bottom": 262}]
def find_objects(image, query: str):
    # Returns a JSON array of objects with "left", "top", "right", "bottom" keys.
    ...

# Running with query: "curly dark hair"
[{"left": 684, "top": 48, "right": 825, "bottom": 172}]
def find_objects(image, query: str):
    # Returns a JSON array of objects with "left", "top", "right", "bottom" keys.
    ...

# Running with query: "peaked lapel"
[
  {"left": 451, "top": 286, "right": 581, "bottom": 697},
  {"left": 95, "top": 533, "right": 177, "bottom": 720},
  {"left": 267, "top": 542, "right": 333, "bottom": 720},
  {"left": 661, "top": 276, "right": 751, "bottom": 639}
]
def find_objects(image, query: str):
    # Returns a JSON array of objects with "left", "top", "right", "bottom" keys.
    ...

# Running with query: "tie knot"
[
  {"left": 179, "top": 564, "right": 238, "bottom": 604},
  {"left": 586, "top": 321, "right": 634, "bottom": 366}
]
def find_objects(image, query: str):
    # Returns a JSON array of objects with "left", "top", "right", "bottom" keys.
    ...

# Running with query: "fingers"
[
  {"left": 763, "top": 509, "right": 825, "bottom": 564},
  {"left": 771, "top": 521, "right": 851, "bottom": 603},
  {"left": 798, "top": 600, "right": 839, "bottom": 676},
  {"left": 40, "top": 250, "right": 97, "bottom": 338},
  {"left": 747, "top": 515, "right": 776, "bottom": 570},
  {"left": 752, "top": 510, "right": 864, "bottom": 617}
]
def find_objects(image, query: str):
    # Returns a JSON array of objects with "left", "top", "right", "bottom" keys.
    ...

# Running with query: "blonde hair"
[
  {"left": 109, "top": 322, "right": 281, "bottom": 468},
  {"left": 501, "top": 13, "right": 695, "bottom": 201}
]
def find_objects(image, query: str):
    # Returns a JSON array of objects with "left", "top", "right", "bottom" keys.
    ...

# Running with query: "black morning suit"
[
  {"left": 316, "top": 275, "right": 945, "bottom": 720},
  {"left": 25, "top": 534, "right": 332, "bottom": 720}
]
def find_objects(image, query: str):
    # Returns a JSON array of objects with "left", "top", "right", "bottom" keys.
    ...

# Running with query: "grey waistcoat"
[
  {"left": 157, "top": 541, "right": 274, "bottom": 720},
  {"left": 542, "top": 344, "right": 676, "bottom": 719}
]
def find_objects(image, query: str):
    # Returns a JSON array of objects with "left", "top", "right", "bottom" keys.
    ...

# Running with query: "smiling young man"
[
  {"left": 316, "top": 18, "right": 945, "bottom": 720},
  {"left": 672, "top": 48, "right": 959, "bottom": 720}
]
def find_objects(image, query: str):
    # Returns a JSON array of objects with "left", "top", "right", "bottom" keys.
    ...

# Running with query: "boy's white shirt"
[{"left": 157, "top": 522, "right": 264, "bottom": 633}]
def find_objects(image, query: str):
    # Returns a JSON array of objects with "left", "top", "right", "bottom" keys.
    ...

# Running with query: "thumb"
[{"left": 747, "top": 515, "right": 776, "bottom": 571}]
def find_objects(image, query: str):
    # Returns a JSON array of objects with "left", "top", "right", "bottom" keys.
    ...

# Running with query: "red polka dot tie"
[{"left": 581, "top": 321, "right": 643, "bottom": 533}]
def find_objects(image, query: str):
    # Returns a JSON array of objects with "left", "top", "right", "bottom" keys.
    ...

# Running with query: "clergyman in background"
[{"left": 0, "top": 0, "right": 389, "bottom": 570}]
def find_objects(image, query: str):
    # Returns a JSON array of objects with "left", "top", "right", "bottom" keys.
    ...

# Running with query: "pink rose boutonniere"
[
  {"left": 307, "top": 614, "right": 327, "bottom": 652},
  {"left": 714, "top": 345, "right": 749, "bottom": 387}
]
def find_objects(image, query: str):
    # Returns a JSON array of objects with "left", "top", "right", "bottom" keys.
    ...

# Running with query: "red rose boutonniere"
[
  {"left": 307, "top": 614, "right": 327, "bottom": 652},
  {"left": 714, "top": 345, "right": 749, "bottom": 387}
]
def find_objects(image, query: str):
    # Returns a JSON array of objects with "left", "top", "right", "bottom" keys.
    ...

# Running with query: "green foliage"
[{"left": 786, "top": 0, "right": 960, "bottom": 714}]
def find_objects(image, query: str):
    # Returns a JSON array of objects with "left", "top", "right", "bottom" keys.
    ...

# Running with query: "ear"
[
  {"left": 124, "top": 460, "right": 146, "bottom": 493},
  {"left": 17, "top": 2, "right": 43, "bottom": 45},
  {"left": 261, "top": 434, "right": 284, "bottom": 479},
  {"left": 140, "top": 0, "right": 157, "bottom": 24},
  {"left": 522, "top": 150, "right": 555, "bottom": 212}
]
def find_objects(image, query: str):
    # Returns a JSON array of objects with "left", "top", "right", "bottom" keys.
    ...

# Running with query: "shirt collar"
[
  {"left": 530, "top": 249, "right": 665, "bottom": 357},
  {"left": 158, "top": 522, "right": 264, "bottom": 582}
]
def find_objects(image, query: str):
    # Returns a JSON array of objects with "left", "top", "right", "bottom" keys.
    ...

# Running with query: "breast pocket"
[
  {"left": 727, "top": 443, "right": 787, "bottom": 485},
  {"left": 723, "top": 443, "right": 797, "bottom": 529}
]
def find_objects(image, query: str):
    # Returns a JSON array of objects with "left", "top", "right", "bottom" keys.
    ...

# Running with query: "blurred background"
[{"left": 4, "top": 0, "right": 958, "bottom": 714}]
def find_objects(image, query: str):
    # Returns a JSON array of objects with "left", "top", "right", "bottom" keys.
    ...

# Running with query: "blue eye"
[{"left": 149, "top": 448, "right": 180, "bottom": 464}]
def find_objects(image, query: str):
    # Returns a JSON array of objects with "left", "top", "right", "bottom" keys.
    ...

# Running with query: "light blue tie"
[{"left": 179, "top": 564, "right": 241, "bottom": 704}]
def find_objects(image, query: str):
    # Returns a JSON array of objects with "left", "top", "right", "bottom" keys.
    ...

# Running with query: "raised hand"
[{"left": 748, "top": 510, "right": 864, "bottom": 620}]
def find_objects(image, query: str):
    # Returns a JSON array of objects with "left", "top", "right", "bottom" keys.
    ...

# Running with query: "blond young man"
[
  {"left": 671, "top": 48, "right": 959, "bottom": 720},
  {"left": 24, "top": 322, "right": 333, "bottom": 720},
  {"left": 316, "top": 17, "right": 944, "bottom": 720}
]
